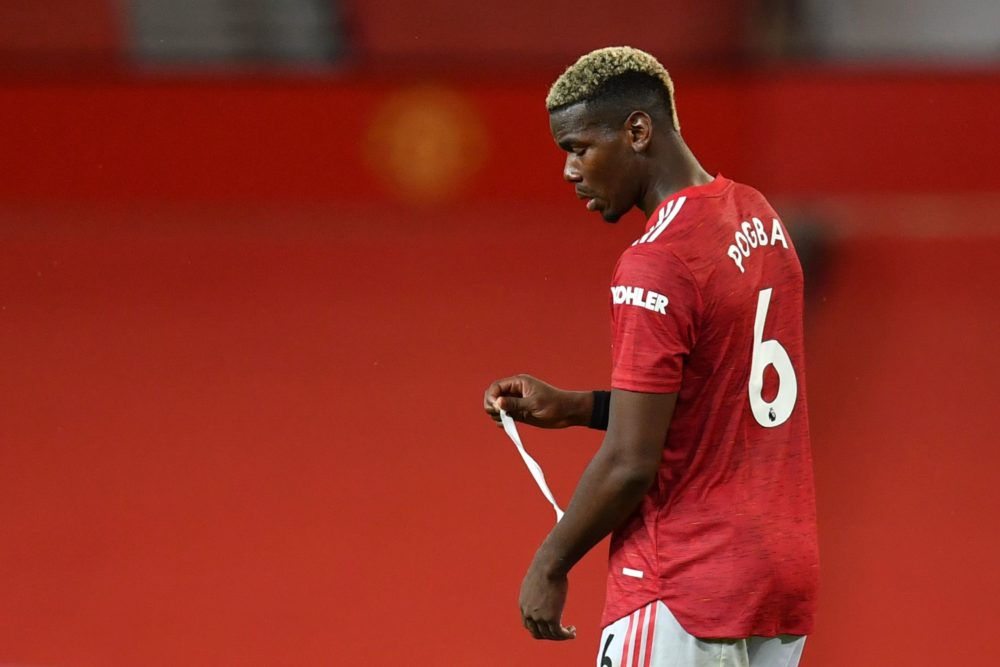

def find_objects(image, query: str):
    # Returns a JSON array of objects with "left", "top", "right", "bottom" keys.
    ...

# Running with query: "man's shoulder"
[
  {"left": 617, "top": 206, "right": 722, "bottom": 281},
  {"left": 611, "top": 241, "right": 702, "bottom": 314},
  {"left": 623, "top": 179, "right": 785, "bottom": 277},
  {"left": 614, "top": 238, "right": 690, "bottom": 278}
]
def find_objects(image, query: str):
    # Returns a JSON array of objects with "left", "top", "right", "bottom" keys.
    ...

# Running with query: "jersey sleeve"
[{"left": 609, "top": 245, "right": 701, "bottom": 393}]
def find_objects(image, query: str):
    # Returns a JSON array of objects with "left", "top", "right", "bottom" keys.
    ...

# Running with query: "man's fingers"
[
  {"left": 486, "top": 377, "right": 526, "bottom": 404},
  {"left": 497, "top": 396, "right": 530, "bottom": 420},
  {"left": 532, "top": 618, "right": 556, "bottom": 640},
  {"left": 551, "top": 622, "right": 576, "bottom": 640},
  {"left": 484, "top": 378, "right": 526, "bottom": 417},
  {"left": 483, "top": 388, "right": 501, "bottom": 415},
  {"left": 523, "top": 618, "right": 573, "bottom": 641},
  {"left": 522, "top": 610, "right": 575, "bottom": 641},
  {"left": 484, "top": 374, "right": 548, "bottom": 429}
]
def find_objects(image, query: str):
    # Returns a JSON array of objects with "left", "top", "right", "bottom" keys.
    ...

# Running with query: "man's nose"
[{"left": 563, "top": 156, "right": 582, "bottom": 182}]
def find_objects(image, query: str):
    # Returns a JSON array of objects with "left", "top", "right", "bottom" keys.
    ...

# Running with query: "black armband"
[{"left": 588, "top": 390, "right": 611, "bottom": 431}]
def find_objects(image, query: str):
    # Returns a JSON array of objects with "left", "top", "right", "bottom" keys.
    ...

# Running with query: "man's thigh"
[{"left": 596, "top": 601, "right": 806, "bottom": 667}]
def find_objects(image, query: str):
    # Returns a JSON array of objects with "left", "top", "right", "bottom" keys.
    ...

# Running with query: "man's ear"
[{"left": 624, "top": 111, "right": 652, "bottom": 153}]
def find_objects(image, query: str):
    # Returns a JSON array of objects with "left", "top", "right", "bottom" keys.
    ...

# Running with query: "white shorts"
[{"left": 597, "top": 600, "right": 806, "bottom": 667}]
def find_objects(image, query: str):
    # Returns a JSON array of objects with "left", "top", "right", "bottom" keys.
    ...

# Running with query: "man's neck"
[{"left": 639, "top": 136, "right": 713, "bottom": 219}]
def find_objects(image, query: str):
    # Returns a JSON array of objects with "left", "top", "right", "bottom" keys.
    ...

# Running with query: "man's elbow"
[{"left": 609, "top": 456, "right": 659, "bottom": 497}]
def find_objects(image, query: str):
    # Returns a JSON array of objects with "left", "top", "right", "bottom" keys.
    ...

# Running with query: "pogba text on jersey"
[{"left": 725, "top": 216, "right": 789, "bottom": 273}]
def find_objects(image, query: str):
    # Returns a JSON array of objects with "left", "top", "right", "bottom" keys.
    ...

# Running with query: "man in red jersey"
[{"left": 483, "top": 47, "right": 818, "bottom": 666}]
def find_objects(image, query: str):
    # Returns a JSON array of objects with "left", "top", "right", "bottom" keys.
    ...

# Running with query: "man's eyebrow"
[{"left": 556, "top": 135, "right": 581, "bottom": 151}]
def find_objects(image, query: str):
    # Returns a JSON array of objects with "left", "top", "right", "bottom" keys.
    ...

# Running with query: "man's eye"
[{"left": 573, "top": 147, "right": 587, "bottom": 156}]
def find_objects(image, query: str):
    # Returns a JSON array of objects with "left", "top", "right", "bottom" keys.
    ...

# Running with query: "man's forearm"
[
  {"left": 556, "top": 389, "right": 609, "bottom": 429},
  {"left": 531, "top": 442, "right": 655, "bottom": 576},
  {"left": 530, "top": 389, "right": 676, "bottom": 576},
  {"left": 560, "top": 389, "right": 596, "bottom": 428}
]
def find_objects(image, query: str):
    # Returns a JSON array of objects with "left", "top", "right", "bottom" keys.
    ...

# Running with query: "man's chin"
[{"left": 601, "top": 209, "right": 623, "bottom": 224}]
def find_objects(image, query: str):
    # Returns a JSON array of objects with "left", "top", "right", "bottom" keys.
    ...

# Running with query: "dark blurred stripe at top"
[{"left": 3, "top": 0, "right": 1000, "bottom": 71}]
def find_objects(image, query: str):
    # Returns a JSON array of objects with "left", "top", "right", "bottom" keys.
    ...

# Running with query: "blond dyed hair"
[{"left": 546, "top": 46, "right": 680, "bottom": 131}]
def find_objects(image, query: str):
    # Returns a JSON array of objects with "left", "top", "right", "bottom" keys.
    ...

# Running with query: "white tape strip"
[{"left": 499, "top": 409, "right": 564, "bottom": 522}]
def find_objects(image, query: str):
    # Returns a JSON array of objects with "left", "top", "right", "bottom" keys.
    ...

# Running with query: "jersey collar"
[{"left": 644, "top": 174, "right": 730, "bottom": 232}]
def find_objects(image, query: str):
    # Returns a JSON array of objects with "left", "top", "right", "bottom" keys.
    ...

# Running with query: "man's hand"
[
  {"left": 519, "top": 557, "right": 577, "bottom": 641},
  {"left": 483, "top": 374, "right": 593, "bottom": 429}
]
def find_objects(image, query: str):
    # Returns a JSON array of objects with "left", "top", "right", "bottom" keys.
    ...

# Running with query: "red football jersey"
[{"left": 602, "top": 175, "right": 819, "bottom": 638}]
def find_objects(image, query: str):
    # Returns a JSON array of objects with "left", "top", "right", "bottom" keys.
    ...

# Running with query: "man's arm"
[{"left": 518, "top": 388, "right": 677, "bottom": 640}]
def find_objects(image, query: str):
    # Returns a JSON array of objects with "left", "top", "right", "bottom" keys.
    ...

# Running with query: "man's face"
[{"left": 549, "top": 104, "right": 639, "bottom": 223}]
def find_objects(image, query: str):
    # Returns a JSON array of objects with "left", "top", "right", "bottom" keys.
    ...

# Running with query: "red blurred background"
[{"left": 2, "top": 2, "right": 999, "bottom": 666}]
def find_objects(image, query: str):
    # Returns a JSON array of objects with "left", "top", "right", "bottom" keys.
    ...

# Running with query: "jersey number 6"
[{"left": 748, "top": 288, "right": 797, "bottom": 428}]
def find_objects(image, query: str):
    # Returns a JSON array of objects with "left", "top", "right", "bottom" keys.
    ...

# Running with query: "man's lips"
[{"left": 576, "top": 190, "right": 600, "bottom": 211}]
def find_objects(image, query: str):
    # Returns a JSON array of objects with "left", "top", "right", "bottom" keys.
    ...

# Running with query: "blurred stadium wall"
[{"left": 1, "top": 2, "right": 998, "bottom": 666}]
